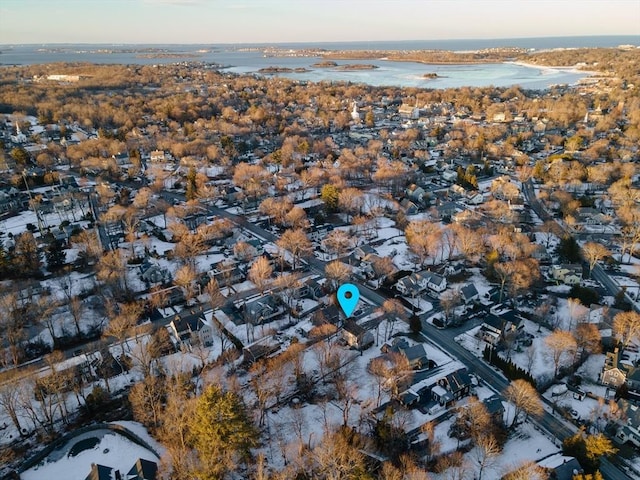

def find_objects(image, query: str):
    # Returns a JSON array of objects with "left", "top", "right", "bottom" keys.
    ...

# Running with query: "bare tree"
[
  {"left": 248, "top": 256, "right": 273, "bottom": 296},
  {"left": 276, "top": 228, "right": 312, "bottom": 270},
  {"left": 582, "top": 241, "right": 611, "bottom": 275},
  {"left": 504, "top": 379, "right": 543, "bottom": 430},
  {"left": 324, "top": 261, "right": 351, "bottom": 292},
  {"left": 379, "top": 298, "right": 406, "bottom": 341},
  {"left": 567, "top": 297, "right": 588, "bottom": 331},
  {"left": 322, "top": 229, "right": 354, "bottom": 258},
  {"left": 575, "top": 322, "right": 601, "bottom": 362},
  {"left": 129, "top": 375, "right": 165, "bottom": 430},
  {"left": 68, "top": 296, "right": 85, "bottom": 336},
  {"left": 502, "top": 460, "right": 548, "bottom": 480},
  {"left": 96, "top": 249, "right": 129, "bottom": 297},
  {"left": 525, "top": 344, "right": 537, "bottom": 375},
  {"left": 544, "top": 330, "right": 577, "bottom": 377},
  {"left": 104, "top": 301, "right": 143, "bottom": 361},
  {"left": 0, "top": 293, "right": 26, "bottom": 367},
  {"left": 435, "top": 451, "right": 470, "bottom": 480},
  {"left": 0, "top": 370, "right": 28, "bottom": 436},
  {"left": 174, "top": 231, "right": 207, "bottom": 269},
  {"left": 440, "top": 289, "right": 463, "bottom": 326},
  {"left": 474, "top": 434, "right": 502, "bottom": 480},
  {"left": 613, "top": 311, "right": 640, "bottom": 349},
  {"left": 405, "top": 219, "right": 441, "bottom": 266}
]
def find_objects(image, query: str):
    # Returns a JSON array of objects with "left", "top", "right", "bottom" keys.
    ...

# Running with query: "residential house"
[
  {"left": 465, "top": 192, "right": 484, "bottom": 205},
  {"left": 139, "top": 258, "right": 171, "bottom": 284},
  {"left": 540, "top": 455, "right": 584, "bottom": 480},
  {"left": 400, "top": 198, "right": 419, "bottom": 215},
  {"left": 85, "top": 458, "right": 158, "bottom": 480},
  {"left": 183, "top": 212, "right": 208, "bottom": 231},
  {"left": 149, "top": 150, "right": 167, "bottom": 162},
  {"left": 479, "top": 312, "right": 523, "bottom": 346},
  {"left": 441, "top": 170, "right": 457, "bottom": 183},
  {"left": 575, "top": 207, "right": 611, "bottom": 227},
  {"left": 459, "top": 283, "right": 479, "bottom": 304},
  {"left": 112, "top": 151, "right": 130, "bottom": 166},
  {"left": 0, "top": 187, "right": 24, "bottom": 212},
  {"left": 291, "top": 277, "right": 324, "bottom": 301},
  {"left": 396, "top": 270, "right": 447, "bottom": 296},
  {"left": 435, "top": 200, "right": 459, "bottom": 219},
  {"left": 588, "top": 304, "right": 623, "bottom": 349},
  {"left": 418, "top": 270, "right": 448, "bottom": 293},
  {"left": 439, "top": 369, "right": 472, "bottom": 400},
  {"left": 627, "top": 368, "right": 640, "bottom": 392},
  {"left": 360, "top": 253, "right": 399, "bottom": 287},
  {"left": 127, "top": 458, "right": 159, "bottom": 480},
  {"left": 169, "top": 312, "right": 213, "bottom": 347},
  {"left": 398, "top": 104, "right": 420, "bottom": 119},
  {"left": 342, "top": 320, "right": 374, "bottom": 350},
  {"left": 85, "top": 464, "right": 115, "bottom": 480},
  {"left": 395, "top": 273, "right": 426, "bottom": 297},
  {"left": 207, "top": 261, "right": 244, "bottom": 287},
  {"left": 312, "top": 304, "right": 341, "bottom": 326},
  {"left": 550, "top": 264, "right": 582, "bottom": 285},
  {"left": 354, "top": 245, "right": 376, "bottom": 262},
  {"left": 380, "top": 337, "right": 410, "bottom": 354},
  {"left": 405, "top": 184, "right": 428, "bottom": 206},
  {"left": 600, "top": 348, "right": 630, "bottom": 388},
  {"left": 614, "top": 399, "right": 640, "bottom": 448},
  {"left": 400, "top": 344, "right": 429, "bottom": 370},
  {"left": 242, "top": 335, "right": 281, "bottom": 364},
  {"left": 483, "top": 395, "right": 505, "bottom": 423},
  {"left": 531, "top": 244, "right": 552, "bottom": 264},
  {"left": 244, "top": 295, "right": 283, "bottom": 324},
  {"left": 432, "top": 369, "right": 472, "bottom": 407}
]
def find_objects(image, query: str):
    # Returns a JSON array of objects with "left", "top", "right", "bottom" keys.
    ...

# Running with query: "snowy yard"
[{"left": 21, "top": 423, "right": 160, "bottom": 480}]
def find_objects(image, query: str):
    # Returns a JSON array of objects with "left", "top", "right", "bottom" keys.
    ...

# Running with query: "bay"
[{"left": 1, "top": 35, "right": 637, "bottom": 89}]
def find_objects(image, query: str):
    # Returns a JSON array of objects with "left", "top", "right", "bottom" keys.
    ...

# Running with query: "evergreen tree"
[
  {"left": 563, "top": 432, "right": 617, "bottom": 473},
  {"left": 0, "top": 238, "right": 9, "bottom": 276},
  {"left": 188, "top": 384, "right": 257, "bottom": 479},
  {"left": 321, "top": 184, "right": 340, "bottom": 213},
  {"left": 186, "top": 166, "right": 198, "bottom": 201},
  {"left": 558, "top": 234, "right": 581, "bottom": 263},
  {"left": 46, "top": 239, "right": 66, "bottom": 272},
  {"left": 410, "top": 314, "right": 422, "bottom": 334}
]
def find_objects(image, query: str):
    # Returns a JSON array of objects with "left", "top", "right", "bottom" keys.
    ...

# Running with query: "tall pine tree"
[
  {"left": 188, "top": 384, "right": 257, "bottom": 479},
  {"left": 46, "top": 239, "right": 66, "bottom": 272}
]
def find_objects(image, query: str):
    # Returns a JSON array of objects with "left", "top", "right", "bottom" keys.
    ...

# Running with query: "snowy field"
[{"left": 21, "top": 424, "right": 160, "bottom": 480}]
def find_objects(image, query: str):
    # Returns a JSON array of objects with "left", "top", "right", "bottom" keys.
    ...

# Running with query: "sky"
[{"left": 0, "top": 0, "right": 639, "bottom": 45}]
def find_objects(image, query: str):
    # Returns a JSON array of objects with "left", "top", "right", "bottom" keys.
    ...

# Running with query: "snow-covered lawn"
[
  {"left": 21, "top": 427, "right": 159, "bottom": 480},
  {"left": 429, "top": 421, "right": 561, "bottom": 480}
]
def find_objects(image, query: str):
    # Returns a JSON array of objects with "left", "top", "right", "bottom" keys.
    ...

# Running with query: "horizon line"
[{"left": 1, "top": 34, "right": 639, "bottom": 48}]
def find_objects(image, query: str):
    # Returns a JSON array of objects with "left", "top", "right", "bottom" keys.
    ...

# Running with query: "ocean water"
[{"left": 1, "top": 35, "right": 637, "bottom": 89}]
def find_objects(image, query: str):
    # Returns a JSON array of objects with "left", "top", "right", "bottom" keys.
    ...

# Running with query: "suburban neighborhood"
[{"left": 0, "top": 42, "right": 639, "bottom": 480}]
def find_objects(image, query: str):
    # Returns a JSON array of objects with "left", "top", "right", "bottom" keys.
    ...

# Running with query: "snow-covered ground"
[{"left": 21, "top": 426, "right": 159, "bottom": 480}]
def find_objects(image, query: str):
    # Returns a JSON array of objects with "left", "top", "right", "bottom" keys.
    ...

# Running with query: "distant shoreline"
[{"left": 505, "top": 60, "right": 600, "bottom": 77}]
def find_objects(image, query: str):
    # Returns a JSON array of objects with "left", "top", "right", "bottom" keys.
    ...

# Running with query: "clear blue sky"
[{"left": 1, "top": 0, "right": 639, "bottom": 44}]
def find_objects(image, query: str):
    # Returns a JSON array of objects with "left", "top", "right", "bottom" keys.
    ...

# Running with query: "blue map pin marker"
[{"left": 337, "top": 283, "right": 360, "bottom": 318}]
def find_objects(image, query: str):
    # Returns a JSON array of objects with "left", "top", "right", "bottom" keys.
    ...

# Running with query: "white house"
[
  {"left": 169, "top": 313, "right": 213, "bottom": 347},
  {"left": 418, "top": 270, "right": 447, "bottom": 293}
]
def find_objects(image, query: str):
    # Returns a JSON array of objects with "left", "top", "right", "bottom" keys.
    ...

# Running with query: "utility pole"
[{"left": 22, "top": 171, "right": 45, "bottom": 236}]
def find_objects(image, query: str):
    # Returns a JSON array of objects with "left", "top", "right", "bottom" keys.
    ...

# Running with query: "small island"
[
  {"left": 311, "top": 60, "right": 338, "bottom": 68},
  {"left": 335, "top": 63, "right": 379, "bottom": 71},
  {"left": 258, "top": 66, "right": 310, "bottom": 74},
  {"left": 136, "top": 53, "right": 202, "bottom": 59}
]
